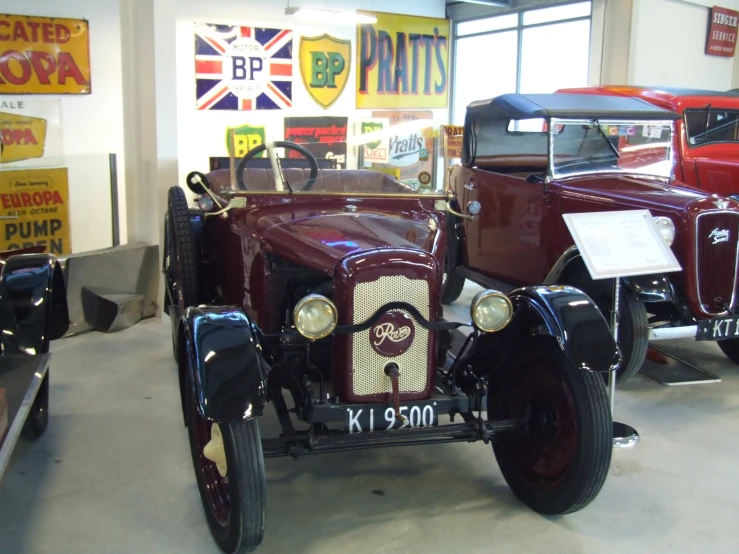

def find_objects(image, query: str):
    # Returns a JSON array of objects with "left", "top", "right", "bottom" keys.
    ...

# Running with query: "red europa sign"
[{"left": 706, "top": 6, "right": 739, "bottom": 57}]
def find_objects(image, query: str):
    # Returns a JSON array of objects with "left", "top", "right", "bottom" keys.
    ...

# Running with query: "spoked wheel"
[
  {"left": 441, "top": 247, "right": 465, "bottom": 305},
  {"left": 187, "top": 383, "right": 266, "bottom": 553},
  {"left": 718, "top": 339, "right": 739, "bottom": 364},
  {"left": 490, "top": 338, "right": 612, "bottom": 515},
  {"left": 165, "top": 186, "right": 199, "bottom": 358},
  {"left": 21, "top": 373, "right": 49, "bottom": 440}
]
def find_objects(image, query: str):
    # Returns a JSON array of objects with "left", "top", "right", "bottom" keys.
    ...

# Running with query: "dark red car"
[
  {"left": 164, "top": 141, "right": 621, "bottom": 553},
  {"left": 444, "top": 93, "right": 739, "bottom": 383},
  {"left": 559, "top": 86, "right": 739, "bottom": 198}
]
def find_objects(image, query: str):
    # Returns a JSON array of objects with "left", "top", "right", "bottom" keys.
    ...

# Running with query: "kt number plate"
[
  {"left": 345, "top": 402, "right": 438, "bottom": 434},
  {"left": 696, "top": 316, "right": 739, "bottom": 341}
]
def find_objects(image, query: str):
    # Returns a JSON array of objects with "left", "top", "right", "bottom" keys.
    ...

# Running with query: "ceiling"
[{"left": 445, "top": 0, "right": 570, "bottom": 20}]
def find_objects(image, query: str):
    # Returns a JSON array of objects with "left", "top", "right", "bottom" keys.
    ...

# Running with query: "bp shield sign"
[{"left": 299, "top": 34, "right": 351, "bottom": 109}]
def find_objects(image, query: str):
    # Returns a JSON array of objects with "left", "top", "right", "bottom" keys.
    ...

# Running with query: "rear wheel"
[
  {"left": 165, "top": 187, "right": 199, "bottom": 358},
  {"left": 490, "top": 338, "right": 612, "bottom": 515},
  {"left": 187, "top": 379, "right": 266, "bottom": 553},
  {"left": 718, "top": 339, "right": 739, "bottom": 364}
]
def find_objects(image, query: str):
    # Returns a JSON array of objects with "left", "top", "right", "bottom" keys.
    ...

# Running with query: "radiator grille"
[
  {"left": 352, "top": 275, "right": 430, "bottom": 397},
  {"left": 696, "top": 211, "right": 739, "bottom": 315}
]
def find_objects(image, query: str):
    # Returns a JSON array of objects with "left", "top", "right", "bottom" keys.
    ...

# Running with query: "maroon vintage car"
[
  {"left": 444, "top": 93, "right": 739, "bottom": 383},
  {"left": 559, "top": 86, "right": 739, "bottom": 199},
  {"left": 164, "top": 141, "right": 622, "bottom": 553}
]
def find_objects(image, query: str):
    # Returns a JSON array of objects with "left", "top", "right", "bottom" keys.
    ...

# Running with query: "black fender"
[
  {"left": 467, "top": 285, "right": 620, "bottom": 376},
  {"left": 544, "top": 246, "right": 672, "bottom": 303},
  {"left": 0, "top": 253, "right": 69, "bottom": 354},
  {"left": 178, "top": 305, "right": 268, "bottom": 423}
]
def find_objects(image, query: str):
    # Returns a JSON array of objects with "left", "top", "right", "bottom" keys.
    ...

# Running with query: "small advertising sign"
[
  {"left": 356, "top": 118, "right": 390, "bottom": 163},
  {"left": 706, "top": 6, "right": 739, "bottom": 57},
  {"left": 441, "top": 125, "right": 463, "bottom": 159},
  {"left": 356, "top": 12, "right": 450, "bottom": 109},
  {"left": 299, "top": 35, "right": 351, "bottom": 109},
  {"left": 284, "top": 116, "right": 348, "bottom": 169},
  {"left": 0, "top": 167, "right": 71, "bottom": 255},
  {"left": 0, "top": 14, "right": 91, "bottom": 94},
  {"left": 0, "top": 98, "right": 63, "bottom": 163},
  {"left": 225, "top": 123, "right": 266, "bottom": 158}
]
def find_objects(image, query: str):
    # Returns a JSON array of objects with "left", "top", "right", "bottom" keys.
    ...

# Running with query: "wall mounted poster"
[
  {"left": 706, "top": 6, "right": 739, "bottom": 57},
  {"left": 299, "top": 34, "right": 351, "bottom": 109},
  {"left": 0, "top": 98, "right": 63, "bottom": 164},
  {"left": 195, "top": 24, "right": 293, "bottom": 110},
  {"left": 355, "top": 118, "right": 390, "bottom": 163},
  {"left": 0, "top": 15, "right": 90, "bottom": 95},
  {"left": 370, "top": 110, "right": 434, "bottom": 189},
  {"left": 356, "top": 12, "right": 450, "bottom": 109},
  {"left": 284, "top": 117, "right": 348, "bottom": 168},
  {"left": 0, "top": 167, "right": 71, "bottom": 255}
]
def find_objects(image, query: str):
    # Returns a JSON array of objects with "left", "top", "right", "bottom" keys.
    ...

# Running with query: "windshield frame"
[
  {"left": 684, "top": 107, "right": 739, "bottom": 149},
  {"left": 548, "top": 117, "right": 675, "bottom": 181}
]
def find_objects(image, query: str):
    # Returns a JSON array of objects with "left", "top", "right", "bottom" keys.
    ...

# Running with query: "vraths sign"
[
  {"left": 356, "top": 12, "right": 449, "bottom": 109},
  {"left": 0, "top": 167, "right": 71, "bottom": 254}
]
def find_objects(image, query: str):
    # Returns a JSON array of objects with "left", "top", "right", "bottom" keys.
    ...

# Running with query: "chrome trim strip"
[{"left": 695, "top": 210, "right": 739, "bottom": 316}]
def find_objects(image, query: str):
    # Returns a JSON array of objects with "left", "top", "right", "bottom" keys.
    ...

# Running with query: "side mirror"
[{"left": 186, "top": 171, "right": 211, "bottom": 195}]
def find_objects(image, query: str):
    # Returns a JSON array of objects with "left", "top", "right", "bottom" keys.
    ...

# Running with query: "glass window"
[
  {"left": 523, "top": 1, "right": 591, "bottom": 26},
  {"left": 457, "top": 14, "right": 518, "bottom": 36},
  {"left": 453, "top": 31, "right": 518, "bottom": 125},
  {"left": 685, "top": 109, "right": 739, "bottom": 146},
  {"left": 519, "top": 19, "right": 591, "bottom": 94}
]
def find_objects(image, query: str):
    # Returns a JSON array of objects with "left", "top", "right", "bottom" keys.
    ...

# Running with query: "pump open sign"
[
  {"left": 356, "top": 12, "right": 449, "bottom": 109},
  {"left": 0, "top": 168, "right": 71, "bottom": 255},
  {"left": 0, "top": 14, "right": 90, "bottom": 94}
]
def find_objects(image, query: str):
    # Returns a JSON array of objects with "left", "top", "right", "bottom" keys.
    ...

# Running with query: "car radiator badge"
[
  {"left": 370, "top": 310, "right": 415, "bottom": 357},
  {"left": 709, "top": 227, "right": 730, "bottom": 245}
]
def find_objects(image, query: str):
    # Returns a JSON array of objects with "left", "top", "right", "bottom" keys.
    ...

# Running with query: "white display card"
[{"left": 563, "top": 210, "right": 682, "bottom": 280}]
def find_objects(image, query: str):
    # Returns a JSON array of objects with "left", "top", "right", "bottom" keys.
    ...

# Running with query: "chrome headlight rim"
[
  {"left": 470, "top": 289, "right": 513, "bottom": 333},
  {"left": 293, "top": 294, "right": 338, "bottom": 340},
  {"left": 653, "top": 216, "right": 675, "bottom": 246}
]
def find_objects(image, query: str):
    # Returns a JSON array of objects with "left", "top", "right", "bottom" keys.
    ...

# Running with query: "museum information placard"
[
  {"left": 0, "top": 167, "right": 71, "bottom": 254},
  {"left": 0, "top": 15, "right": 91, "bottom": 94},
  {"left": 563, "top": 210, "right": 681, "bottom": 279}
]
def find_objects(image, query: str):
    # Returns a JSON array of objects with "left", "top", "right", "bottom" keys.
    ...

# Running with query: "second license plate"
[
  {"left": 345, "top": 402, "right": 438, "bottom": 434},
  {"left": 696, "top": 316, "right": 739, "bottom": 341}
]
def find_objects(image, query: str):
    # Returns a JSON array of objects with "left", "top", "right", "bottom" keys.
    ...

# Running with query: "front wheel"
[
  {"left": 490, "top": 338, "right": 612, "bottom": 515},
  {"left": 21, "top": 373, "right": 49, "bottom": 440},
  {"left": 441, "top": 248, "right": 465, "bottom": 305},
  {"left": 718, "top": 338, "right": 739, "bottom": 364},
  {"left": 187, "top": 383, "right": 266, "bottom": 554}
]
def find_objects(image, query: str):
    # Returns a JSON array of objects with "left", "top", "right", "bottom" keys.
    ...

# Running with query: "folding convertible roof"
[{"left": 466, "top": 93, "right": 681, "bottom": 121}]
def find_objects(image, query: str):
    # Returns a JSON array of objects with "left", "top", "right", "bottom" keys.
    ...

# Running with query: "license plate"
[
  {"left": 345, "top": 402, "right": 439, "bottom": 434},
  {"left": 696, "top": 316, "right": 739, "bottom": 341}
]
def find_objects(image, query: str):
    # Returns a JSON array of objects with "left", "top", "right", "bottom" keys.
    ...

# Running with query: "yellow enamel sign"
[
  {"left": 0, "top": 14, "right": 91, "bottom": 94},
  {"left": 0, "top": 111, "right": 47, "bottom": 163},
  {"left": 356, "top": 12, "right": 450, "bottom": 109},
  {"left": 300, "top": 34, "right": 351, "bottom": 109},
  {"left": 0, "top": 167, "right": 71, "bottom": 254}
]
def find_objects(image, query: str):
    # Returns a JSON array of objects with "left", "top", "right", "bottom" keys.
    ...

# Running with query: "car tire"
[
  {"left": 718, "top": 339, "right": 739, "bottom": 364},
  {"left": 21, "top": 373, "right": 49, "bottom": 440},
  {"left": 562, "top": 275, "right": 648, "bottom": 383},
  {"left": 187, "top": 378, "right": 266, "bottom": 554},
  {"left": 441, "top": 247, "right": 465, "bottom": 305},
  {"left": 490, "top": 337, "right": 612, "bottom": 515},
  {"left": 166, "top": 186, "right": 199, "bottom": 358}
]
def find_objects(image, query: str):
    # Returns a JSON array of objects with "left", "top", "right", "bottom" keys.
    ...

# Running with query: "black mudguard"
[
  {"left": 178, "top": 305, "right": 268, "bottom": 423},
  {"left": 544, "top": 246, "right": 672, "bottom": 303},
  {"left": 0, "top": 253, "right": 69, "bottom": 354},
  {"left": 467, "top": 285, "right": 620, "bottom": 376}
]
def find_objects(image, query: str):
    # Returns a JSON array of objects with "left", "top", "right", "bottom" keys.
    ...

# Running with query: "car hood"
[{"left": 252, "top": 207, "right": 441, "bottom": 275}]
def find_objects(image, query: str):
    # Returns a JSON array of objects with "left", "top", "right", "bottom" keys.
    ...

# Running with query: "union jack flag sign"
[{"left": 195, "top": 23, "right": 293, "bottom": 111}]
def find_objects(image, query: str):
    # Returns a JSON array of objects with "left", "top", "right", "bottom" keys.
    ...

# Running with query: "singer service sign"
[{"left": 706, "top": 6, "right": 739, "bottom": 57}]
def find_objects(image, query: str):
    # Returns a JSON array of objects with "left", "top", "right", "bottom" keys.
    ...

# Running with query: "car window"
[{"left": 685, "top": 108, "right": 739, "bottom": 146}]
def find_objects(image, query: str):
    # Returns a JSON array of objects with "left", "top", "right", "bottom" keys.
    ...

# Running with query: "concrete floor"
[{"left": 2, "top": 282, "right": 739, "bottom": 553}]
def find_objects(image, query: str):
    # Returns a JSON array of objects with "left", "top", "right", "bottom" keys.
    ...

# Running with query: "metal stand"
[{"left": 610, "top": 277, "right": 640, "bottom": 449}]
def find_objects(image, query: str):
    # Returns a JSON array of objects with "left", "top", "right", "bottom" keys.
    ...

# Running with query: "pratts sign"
[{"left": 706, "top": 6, "right": 739, "bottom": 57}]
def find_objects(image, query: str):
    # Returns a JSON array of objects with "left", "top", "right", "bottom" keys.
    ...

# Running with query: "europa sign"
[
  {"left": 0, "top": 14, "right": 91, "bottom": 94},
  {"left": 706, "top": 6, "right": 739, "bottom": 57},
  {"left": 356, "top": 12, "right": 450, "bottom": 109}
]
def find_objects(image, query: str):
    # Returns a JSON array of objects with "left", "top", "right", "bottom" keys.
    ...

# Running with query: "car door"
[{"left": 461, "top": 168, "right": 548, "bottom": 286}]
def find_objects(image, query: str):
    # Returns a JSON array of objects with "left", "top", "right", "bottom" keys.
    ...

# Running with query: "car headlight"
[
  {"left": 653, "top": 216, "right": 675, "bottom": 246},
  {"left": 470, "top": 290, "right": 513, "bottom": 333},
  {"left": 293, "top": 294, "right": 338, "bottom": 340}
]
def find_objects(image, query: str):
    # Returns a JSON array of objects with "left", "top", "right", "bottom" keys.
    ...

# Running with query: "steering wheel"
[{"left": 236, "top": 141, "right": 319, "bottom": 191}]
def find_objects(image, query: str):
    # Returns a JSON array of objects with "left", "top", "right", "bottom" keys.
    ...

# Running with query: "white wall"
[
  {"left": 0, "top": 0, "right": 126, "bottom": 252},
  {"left": 628, "top": 0, "right": 739, "bottom": 89},
  {"left": 174, "top": 0, "right": 447, "bottom": 186}
]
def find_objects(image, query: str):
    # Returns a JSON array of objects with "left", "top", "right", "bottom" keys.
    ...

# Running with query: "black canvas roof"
[{"left": 466, "top": 93, "right": 680, "bottom": 121}]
